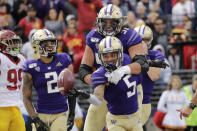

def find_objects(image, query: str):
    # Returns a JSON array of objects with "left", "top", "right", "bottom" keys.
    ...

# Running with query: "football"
[{"left": 57, "top": 68, "right": 75, "bottom": 95}]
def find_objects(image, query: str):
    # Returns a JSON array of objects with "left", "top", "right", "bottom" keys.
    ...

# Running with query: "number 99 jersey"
[{"left": 0, "top": 52, "right": 26, "bottom": 107}]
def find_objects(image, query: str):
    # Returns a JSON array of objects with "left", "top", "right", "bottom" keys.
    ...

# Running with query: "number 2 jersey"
[
  {"left": 91, "top": 54, "right": 142, "bottom": 115},
  {"left": 23, "top": 53, "right": 72, "bottom": 114},
  {"left": 0, "top": 52, "right": 26, "bottom": 107}
]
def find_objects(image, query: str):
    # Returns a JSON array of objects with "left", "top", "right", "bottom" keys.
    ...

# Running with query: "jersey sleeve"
[
  {"left": 22, "top": 60, "right": 36, "bottom": 75},
  {"left": 148, "top": 50, "right": 165, "bottom": 61},
  {"left": 59, "top": 53, "right": 72, "bottom": 68},
  {"left": 125, "top": 28, "right": 142, "bottom": 48},
  {"left": 91, "top": 67, "right": 108, "bottom": 89},
  {"left": 85, "top": 29, "right": 97, "bottom": 50}
]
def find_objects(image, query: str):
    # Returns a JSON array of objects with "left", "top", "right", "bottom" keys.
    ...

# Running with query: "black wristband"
[{"left": 189, "top": 102, "right": 196, "bottom": 110}]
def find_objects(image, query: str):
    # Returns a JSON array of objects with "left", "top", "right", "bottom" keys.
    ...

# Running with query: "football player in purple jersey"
[
  {"left": 79, "top": 4, "right": 149, "bottom": 130},
  {"left": 69, "top": 36, "right": 143, "bottom": 131},
  {"left": 22, "top": 29, "right": 76, "bottom": 131},
  {"left": 78, "top": 4, "right": 167, "bottom": 131},
  {"left": 134, "top": 25, "right": 167, "bottom": 126}
]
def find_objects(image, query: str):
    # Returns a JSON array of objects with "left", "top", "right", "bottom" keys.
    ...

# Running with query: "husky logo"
[
  {"left": 29, "top": 63, "right": 37, "bottom": 68},
  {"left": 111, "top": 120, "right": 117, "bottom": 125},
  {"left": 35, "top": 66, "right": 40, "bottom": 72},
  {"left": 90, "top": 37, "right": 100, "bottom": 43}
]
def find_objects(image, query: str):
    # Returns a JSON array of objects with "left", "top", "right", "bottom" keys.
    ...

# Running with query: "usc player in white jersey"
[{"left": 0, "top": 30, "right": 26, "bottom": 131}]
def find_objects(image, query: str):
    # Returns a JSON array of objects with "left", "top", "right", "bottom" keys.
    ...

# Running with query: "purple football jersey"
[
  {"left": 23, "top": 53, "right": 72, "bottom": 114},
  {"left": 86, "top": 28, "right": 142, "bottom": 68},
  {"left": 91, "top": 54, "right": 142, "bottom": 115},
  {"left": 142, "top": 50, "right": 165, "bottom": 104}
]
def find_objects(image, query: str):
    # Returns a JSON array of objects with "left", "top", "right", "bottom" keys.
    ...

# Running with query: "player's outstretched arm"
[{"left": 22, "top": 72, "right": 37, "bottom": 118}]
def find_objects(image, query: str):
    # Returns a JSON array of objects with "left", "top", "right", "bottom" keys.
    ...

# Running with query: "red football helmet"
[{"left": 0, "top": 30, "right": 22, "bottom": 56}]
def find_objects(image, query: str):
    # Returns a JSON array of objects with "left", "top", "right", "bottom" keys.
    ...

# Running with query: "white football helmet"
[
  {"left": 134, "top": 25, "right": 153, "bottom": 49},
  {"left": 32, "top": 29, "right": 57, "bottom": 57},
  {"left": 97, "top": 4, "right": 124, "bottom": 36},
  {"left": 98, "top": 36, "right": 123, "bottom": 71}
]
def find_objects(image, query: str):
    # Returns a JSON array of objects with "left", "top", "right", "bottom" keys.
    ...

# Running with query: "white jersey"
[
  {"left": 157, "top": 90, "right": 189, "bottom": 128},
  {"left": 0, "top": 52, "right": 26, "bottom": 107}
]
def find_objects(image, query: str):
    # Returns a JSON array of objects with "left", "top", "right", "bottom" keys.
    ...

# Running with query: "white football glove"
[{"left": 107, "top": 65, "right": 131, "bottom": 84}]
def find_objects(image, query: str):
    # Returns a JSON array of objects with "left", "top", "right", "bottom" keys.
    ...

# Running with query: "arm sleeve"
[
  {"left": 126, "top": 29, "right": 142, "bottom": 49},
  {"left": 157, "top": 91, "right": 168, "bottom": 113},
  {"left": 91, "top": 68, "right": 107, "bottom": 88}
]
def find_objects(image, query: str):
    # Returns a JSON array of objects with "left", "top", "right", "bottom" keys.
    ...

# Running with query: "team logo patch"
[
  {"left": 35, "top": 66, "right": 40, "bottom": 72},
  {"left": 111, "top": 120, "right": 117, "bottom": 125},
  {"left": 29, "top": 63, "right": 37, "bottom": 68},
  {"left": 47, "top": 66, "right": 51, "bottom": 70},
  {"left": 90, "top": 37, "right": 100, "bottom": 43},
  {"left": 56, "top": 62, "right": 62, "bottom": 66}
]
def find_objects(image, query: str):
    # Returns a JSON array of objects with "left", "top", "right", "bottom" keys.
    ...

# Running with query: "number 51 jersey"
[{"left": 0, "top": 52, "right": 26, "bottom": 107}]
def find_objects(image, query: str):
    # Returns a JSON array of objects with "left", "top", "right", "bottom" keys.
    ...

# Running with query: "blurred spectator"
[
  {"left": 65, "top": 14, "right": 77, "bottom": 26},
  {"left": 22, "top": 29, "right": 37, "bottom": 60},
  {"left": 172, "top": 0, "right": 195, "bottom": 26},
  {"left": 63, "top": 24, "right": 85, "bottom": 73},
  {"left": 0, "top": 15, "right": 8, "bottom": 30},
  {"left": 69, "top": 0, "right": 103, "bottom": 36},
  {"left": 135, "top": 4, "right": 147, "bottom": 21},
  {"left": 45, "top": 9, "right": 66, "bottom": 36},
  {"left": 31, "top": 0, "right": 66, "bottom": 19},
  {"left": 12, "top": 0, "right": 32, "bottom": 24},
  {"left": 183, "top": 74, "right": 197, "bottom": 131},
  {"left": 191, "top": 0, "right": 197, "bottom": 33},
  {"left": 183, "top": 45, "right": 197, "bottom": 69},
  {"left": 169, "top": 27, "right": 188, "bottom": 43},
  {"left": 167, "top": 45, "right": 180, "bottom": 70},
  {"left": 18, "top": 3, "right": 43, "bottom": 38},
  {"left": 136, "top": 0, "right": 151, "bottom": 15},
  {"left": 152, "top": 17, "right": 168, "bottom": 49},
  {"left": 153, "top": 44, "right": 172, "bottom": 88},
  {"left": 160, "top": 0, "right": 172, "bottom": 15},
  {"left": 182, "top": 15, "right": 192, "bottom": 34},
  {"left": 146, "top": 11, "right": 159, "bottom": 29},
  {"left": 13, "top": 25, "right": 28, "bottom": 43},
  {"left": 0, "top": 3, "right": 15, "bottom": 28},
  {"left": 157, "top": 75, "right": 189, "bottom": 131},
  {"left": 108, "top": 0, "right": 129, "bottom": 16},
  {"left": 126, "top": 11, "right": 137, "bottom": 28}
]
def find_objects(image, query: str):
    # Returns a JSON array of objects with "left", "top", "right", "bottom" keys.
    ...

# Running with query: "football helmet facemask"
[
  {"left": 0, "top": 30, "right": 22, "bottom": 56},
  {"left": 98, "top": 36, "right": 123, "bottom": 72},
  {"left": 134, "top": 25, "right": 153, "bottom": 49},
  {"left": 97, "top": 4, "right": 124, "bottom": 36},
  {"left": 32, "top": 29, "right": 57, "bottom": 57}
]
